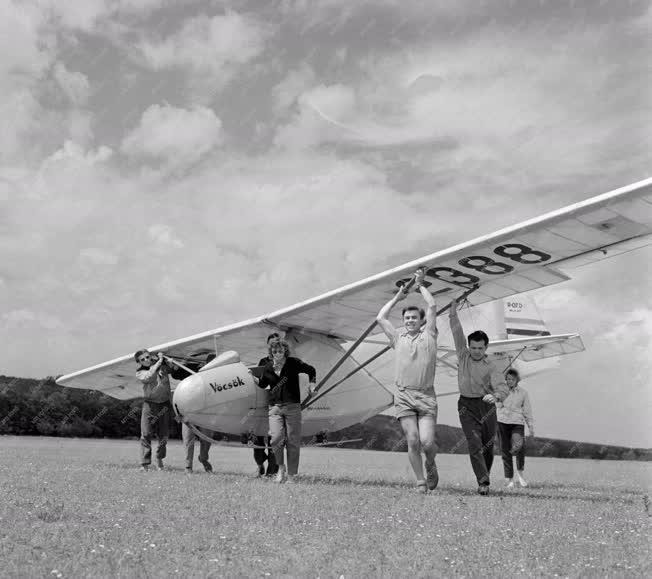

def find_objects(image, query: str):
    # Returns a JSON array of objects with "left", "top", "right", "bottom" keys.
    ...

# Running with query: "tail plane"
[{"left": 503, "top": 298, "right": 551, "bottom": 339}]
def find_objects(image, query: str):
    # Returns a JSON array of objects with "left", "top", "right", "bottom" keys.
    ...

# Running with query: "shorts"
[{"left": 394, "top": 388, "right": 438, "bottom": 420}]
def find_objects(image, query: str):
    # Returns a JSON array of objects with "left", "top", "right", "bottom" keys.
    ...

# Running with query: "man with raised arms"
[
  {"left": 377, "top": 268, "right": 439, "bottom": 493},
  {"left": 448, "top": 299, "right": 509, "bottom": 495},
  {"left": 134, "top": 349, "right": 175, "bottom": 471}
]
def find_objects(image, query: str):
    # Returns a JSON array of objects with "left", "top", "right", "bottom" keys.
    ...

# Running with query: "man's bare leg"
[
  {"left": 418, "top": 415, "right": 438, "bottom": 490},
  {"left": 399, "top": 416, "right": 425, "bottom": 489}
]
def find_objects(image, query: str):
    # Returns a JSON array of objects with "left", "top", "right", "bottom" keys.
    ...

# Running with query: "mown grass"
[{"left": 0, "top": 436, "right": 650, "bottom": 578}]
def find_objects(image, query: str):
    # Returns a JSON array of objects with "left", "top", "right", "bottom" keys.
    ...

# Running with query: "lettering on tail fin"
[{"left": 504, "top": 298, "right": 551, "bottom": 338}]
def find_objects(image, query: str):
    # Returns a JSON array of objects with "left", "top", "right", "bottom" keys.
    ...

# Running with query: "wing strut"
[
  {"left": 183, "top": 419, "right": 219, "bottom": 445},
  {"left": 182, "top": 420, "right": 362, "bottom": 449},
  {"left": 502, "top": 346, "right": 528, "bottom": 374},
  {"left": 302, "top": 274, "right": 419, "bottom": 404},
  {"left": 303, "top": 284, "right": 479, "bottom": 409},
  {"left": 163, "top": 355, "right": 198, "bottom": 376}
]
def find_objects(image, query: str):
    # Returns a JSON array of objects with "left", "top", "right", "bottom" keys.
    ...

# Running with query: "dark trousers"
[
  {"left": 458, "top": 396, "right": 497, "bottom": 486},
  {"left": 140, "top": 401, "right": 171, "bottom": 466},
  {"left": 182, "top": 423, "right": 212, "bottom": 470},
  {"left": 498, "top": 422, "right": 525, "bottom": 478},
  {"left": 253, "top": 436, "right": 278, "bottom": 475}
]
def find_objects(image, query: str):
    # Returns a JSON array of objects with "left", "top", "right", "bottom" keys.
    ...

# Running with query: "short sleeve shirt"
[{"left": 391, "top": 329, "right": 438, "bottom": 395}]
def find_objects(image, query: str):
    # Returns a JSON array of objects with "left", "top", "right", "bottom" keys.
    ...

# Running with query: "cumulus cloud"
[
  {"left": 44, "top": 0, "right": 174, "bottom": 33},
  {"left": 138, "top": 11, "right": 269, "bottom": 95},
  {"left": 66, "top": 110, "right": 94, "bottom": 145},
  {"left": 157, "top": 274, "right": 183, "bottom": 301},
  {"left": 80, "top": 247, "right": 119, "bottom": 265},
  {"left": 272, "top": 9, "right": 650, "bottom": 205},
  {"left": 2, "top": 308, "right": 64, "bottom": 331},
  {"left": 148, "top": 224, "right": 184, "bottom": 249},
  {"left": 121, "top": 104, "right": 223, "bottom": 167},
  {"left": 274, "top": 84, "right": 359, "bottom": 148},
  {"left": 601, "top": 308, "right": 652, "bottom": 345},
  {"left": 0, "top": 1, "right": 52, "bottom": 161},
  {"left": 0, "top": 2, "right": 102, "bottom": 161},
  {"left": 121, "top": 104, "right": 223, "bottom": 168},
  {"left": 53, "top": 62, "right": 91, "bottom": 105},
  {"left": 140, "top": 12, "right": 267, "bottom": 71},
  {"left": 47, "top": 140, "right": 113, "bottom": 166},
  {"left": 272, "top": 65, "right": 317, "bottom": 114},
  {"left": 2, "top": 309, "right": 37, "bottom": 325}
]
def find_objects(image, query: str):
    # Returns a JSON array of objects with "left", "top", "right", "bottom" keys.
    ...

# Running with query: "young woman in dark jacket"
[{"left": 257, "top": 339, "right": 316, "bottom": 482}]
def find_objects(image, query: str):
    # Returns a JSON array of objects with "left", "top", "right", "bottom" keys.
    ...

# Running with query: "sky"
[{"left": 1, "top": 0, "right": 651, "bottom": 447}]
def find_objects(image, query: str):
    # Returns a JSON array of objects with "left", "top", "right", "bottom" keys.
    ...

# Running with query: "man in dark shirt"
[
  {"left": 252, "top": 333, "right": 281, "bottom": 477},
  {"left": 257, "top": 338, "right": 316, "bottom": 483}
]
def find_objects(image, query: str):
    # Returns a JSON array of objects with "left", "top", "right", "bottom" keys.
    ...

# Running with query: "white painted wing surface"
[
  {"left": 489, "top": 334, "right": 586, "bottom": 362},
  {"left": 56, "top": 178, "right": 652, "bottom": 399}
]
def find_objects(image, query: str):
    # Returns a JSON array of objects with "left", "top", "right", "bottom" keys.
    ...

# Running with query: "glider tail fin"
[{"left": 503, "top": 297, "right": 552, "bottom": 339}]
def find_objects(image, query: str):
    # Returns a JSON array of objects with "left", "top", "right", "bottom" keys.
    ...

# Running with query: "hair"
[
  {"left": 402, "top": 306, "right": 426, "bottom": 320},
  {"left": 506, "top": 368, "right": 520, "bottom": 380},
  {"left": 268, "top": 338, "right": 290, "bottom": 358},
  {"left": 266, "top": 332, "right": 281, "bottom": 343},
  {"left": 134, "top": 349, "right": 149, "bottom": 363},
  {"left": 467, "top": 330, "right": 489, "bottom": 347}
]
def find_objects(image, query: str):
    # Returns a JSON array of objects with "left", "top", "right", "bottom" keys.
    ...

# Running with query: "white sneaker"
[
  {"left": 517, "top": 473, "right": 528, "bottom": 487},
  {"left": 275, "top": 466, "right": 287, "bottom": 483},
  {"left": 506, "top": 480, "right": 514, "bottom": 489}
]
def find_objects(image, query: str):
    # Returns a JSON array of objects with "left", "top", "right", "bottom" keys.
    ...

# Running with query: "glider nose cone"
[{"left": 173, "top": 374, "right": 207, "bottom": 417}]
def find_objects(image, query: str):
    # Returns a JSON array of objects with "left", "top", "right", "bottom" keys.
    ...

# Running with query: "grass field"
[{"left": 1, "top": 436, "right": 650, "bottom": 578}]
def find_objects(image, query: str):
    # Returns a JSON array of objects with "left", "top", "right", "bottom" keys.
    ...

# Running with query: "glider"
[{"left": 56, "top": 178, "right": 652, "bottom": 439}]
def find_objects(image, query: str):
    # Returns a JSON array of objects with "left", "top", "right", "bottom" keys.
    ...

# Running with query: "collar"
[{"left": 399, "top": 328, "right": 424, "bottom": 339}]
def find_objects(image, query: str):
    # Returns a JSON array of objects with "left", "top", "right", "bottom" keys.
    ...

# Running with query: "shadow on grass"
[
  {"left": 529, "top": 480, "right": 645, "bottom": 497},
  {"left": 111, "top": 462, "right": 643, "bottom": 505}
]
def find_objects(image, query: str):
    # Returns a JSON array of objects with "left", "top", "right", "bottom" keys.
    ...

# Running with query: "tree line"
[{"left": 1, "top": 375, "right": 650, "bottom": 461}]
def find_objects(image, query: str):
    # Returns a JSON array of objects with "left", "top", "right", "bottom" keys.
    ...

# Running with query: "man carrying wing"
[
  {"left": 134, "top": 349, "right": 174, "bottom": 471},
  {"left": 377, "top": 268, "right": 439, "bottom": 494},
  {"left": 449, "top": 299, "right": 509, "bottom": 495}
]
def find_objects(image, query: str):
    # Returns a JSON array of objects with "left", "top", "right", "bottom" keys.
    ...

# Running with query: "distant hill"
[
  {"left": 328, "top": 415, "right": 652, "bottom": 461},
  {"left": 0, "top": 375, "right": 155, "bottom": 439},
  {"left": 1, "top": 375, "right": 650, "bottom": 461}
]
